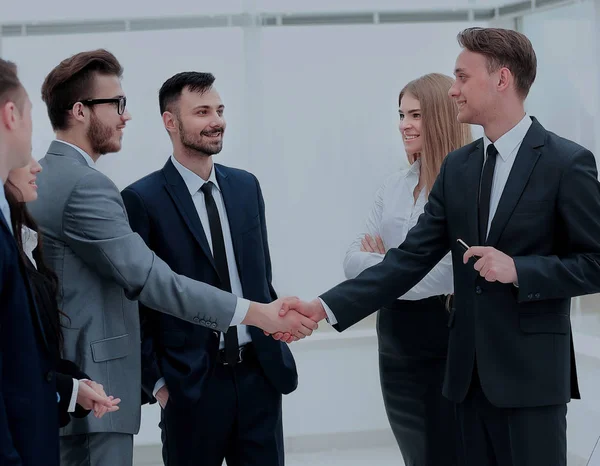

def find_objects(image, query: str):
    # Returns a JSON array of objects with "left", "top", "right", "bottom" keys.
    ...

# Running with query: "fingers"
[
  {"left": 95, "top": 396, "right": 121, "bottom": 418},
  {"left": 278, "top": 300, "right": 291, "bottom": 317},
  {"left": 366, "top": 234, "right": 378, "bottom": 251},
  {"left": 361, "top": 236, "right": 374, "bottom": 253},
  {"left": 278, "top": 297, "right": 299, "bottom": 317},
  {"left": 375, "top": 236, "right": 386, "bottom": 254},
  {"left": 297, "top": 318, "right": 318, "bottom": 337},
  {"left": 463, "top": 246, "right": 487, "bottom": 264}
]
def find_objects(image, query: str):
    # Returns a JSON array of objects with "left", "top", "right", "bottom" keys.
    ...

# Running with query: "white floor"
[{"left": 133, "top": 445, "right": 405, "bottom": 466}]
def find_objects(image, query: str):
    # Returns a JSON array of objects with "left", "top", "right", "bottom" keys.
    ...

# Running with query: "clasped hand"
[{"left": 76, "top": 379, "right": 121, "bottom": 419}]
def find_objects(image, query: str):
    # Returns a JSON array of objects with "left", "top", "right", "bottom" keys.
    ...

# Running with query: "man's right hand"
[
  {"left": 243, "top": 297, "right": 318, "bottom": 340},
  {"left": 155, "top": 385, "right": 169, "bottom": 409},
  {"left": 267, "top": 298, "right": 327, "bottom": 343}
]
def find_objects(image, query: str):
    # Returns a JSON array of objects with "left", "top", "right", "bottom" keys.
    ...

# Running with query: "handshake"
[{"left": 242, "top": 297, "right": 329, "bottom": 343}]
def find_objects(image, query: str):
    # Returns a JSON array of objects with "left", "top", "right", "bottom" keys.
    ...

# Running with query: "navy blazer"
[
  {"left": 321, "top": 118, "right": 598, "bottom": 408},
  {"left": 0, "top": 214, "right": 59, "bottom": 464},
  {"left": 122, "top": 160, "right": 297, "bottom": 405}
]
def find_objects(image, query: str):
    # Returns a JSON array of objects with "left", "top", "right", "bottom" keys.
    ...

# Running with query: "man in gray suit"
[{"left": 28, "top": 49, "right": 316, "bottom": 466}]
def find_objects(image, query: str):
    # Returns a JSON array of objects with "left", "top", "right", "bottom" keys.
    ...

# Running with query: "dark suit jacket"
[
  {"left": 321, "top": 117, "right": 600, "bottom": 408},
  {"left": 122, "top": 159, "right": 297, "bottom": 405},
  {"left": 0, "top": 215, "right": 59, "bottom": 464},
  {"left": 23, "top": 254, "right": 91, "bottom": 428}
]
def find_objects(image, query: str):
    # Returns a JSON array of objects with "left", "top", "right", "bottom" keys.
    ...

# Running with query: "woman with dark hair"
[{"left": 5, "top": 156, "right": 120, "bottom": 428}]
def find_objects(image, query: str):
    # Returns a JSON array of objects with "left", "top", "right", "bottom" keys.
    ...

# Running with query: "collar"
[
  {"left": 170, "top": 155, "right": 220, "bottom": 196},
  {"left": 54, "top": 140, "right": 96, "bottom": 167},
  {"left": 483, "top": 114, "right": 532, "bottom": 161}
]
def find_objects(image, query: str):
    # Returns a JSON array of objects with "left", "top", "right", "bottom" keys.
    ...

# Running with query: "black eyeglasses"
[{"left": 71, "top": 96, "right": 127, "bottom": 115}]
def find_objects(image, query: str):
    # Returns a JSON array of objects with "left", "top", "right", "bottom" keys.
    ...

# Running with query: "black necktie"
[
  {"left": 479, "top": 144, "right": 498, "bottom": 245},
  {"left": 200, "top": 182, "right": 239, "bottom": 365}
]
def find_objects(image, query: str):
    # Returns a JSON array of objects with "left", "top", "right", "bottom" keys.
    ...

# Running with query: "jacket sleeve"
[{"left": 61, "top": 171, "right": 237, "bottom": 332}]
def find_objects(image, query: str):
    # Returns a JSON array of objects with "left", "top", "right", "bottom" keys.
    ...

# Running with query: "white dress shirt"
[
  {"left": 323, "top": 114, "right": 532, "bottom": 323},
  {"left": 343, "top": 159, "right": 453, "bottom": 299},
  {"left": 21, "top": 225, "right": 79, "bottom": 413},
  {"left": 482, "top": 114, "right": 533, "bottom": 238},
  {"left": 153, "top": 156, "right": 251, "bottom": 397}
]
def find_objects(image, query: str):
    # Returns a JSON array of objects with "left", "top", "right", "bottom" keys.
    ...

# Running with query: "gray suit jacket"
[{"left": 28, "top": 141, "right": 238, "bottom": 436}]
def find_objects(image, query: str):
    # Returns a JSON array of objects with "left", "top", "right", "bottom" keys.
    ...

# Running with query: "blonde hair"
[{"left": 399, "top": 73, "right": 472, "bottom": 195}]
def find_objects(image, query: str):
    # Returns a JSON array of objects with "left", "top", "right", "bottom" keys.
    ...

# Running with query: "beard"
[
  {"left": 178, "top": 119, "right": 224, "bottom": 156},
  {"left": 88, "top": 111, "right": 121, "bottom": 156}
]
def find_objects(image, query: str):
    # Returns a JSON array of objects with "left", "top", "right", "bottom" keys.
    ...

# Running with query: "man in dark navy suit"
[
  {"left": 280, "top": 28, "right": 600, "bottom": 466},
  {"left": 0, "top": 59, "right": 61, "bottom": 465},
  {"left": 122, "top": 72, "right": 297, "bottom": 466}
]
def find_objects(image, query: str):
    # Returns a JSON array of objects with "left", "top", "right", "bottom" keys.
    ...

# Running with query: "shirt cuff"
[
  {"left": 230, "top": 298, "right": 250, "bottom": 327},
  {"left": 153, "top": 378, "right": 166, "bottom": 398},
  {"left": 318, "top": 298, "right": 338, "bottom": 325},
  {"left": 68, "top": 379, "right": 79, "bottom": 413}
]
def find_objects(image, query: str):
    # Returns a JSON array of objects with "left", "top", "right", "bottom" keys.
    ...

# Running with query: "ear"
[
  {"left": 497, "top": 67, "right": 512, "bottom": 93},
  {"left": 162, "top": 111, "right": 177, "bottom": 135},
  {"left": 0, "top": 101, "right": 17, "bottom": 130},
  {"left": 70, "top": 102, "right": 87, "bottom": 123}
]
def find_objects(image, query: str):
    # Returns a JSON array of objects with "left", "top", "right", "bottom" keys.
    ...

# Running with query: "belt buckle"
[{"left": 221, "top": 347, "right": 244, "bottom": 365}]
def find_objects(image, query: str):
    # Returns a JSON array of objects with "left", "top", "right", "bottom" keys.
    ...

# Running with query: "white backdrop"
[
  {"left": 1, "top": 21, "right": 482, "bottom": 304},
  {"left": 522, "top": 0, "right": 599, "bottom": 160},
  {"left": 1, "top": 0, "right": 502, "bottom": 23}
]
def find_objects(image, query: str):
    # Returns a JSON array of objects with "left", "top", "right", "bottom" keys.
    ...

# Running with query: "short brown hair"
[
  {"left": 41, "top": 49, "right": 123, "bottom": 130},
  {"left": 0, "top": 58, "right": 25, "bottom": 110},
  {"left": 399, "top": 73, "right": 472, "bottom": 195},
  {"left": 457, "top": 27, "right": 537, "bottom": 98}
]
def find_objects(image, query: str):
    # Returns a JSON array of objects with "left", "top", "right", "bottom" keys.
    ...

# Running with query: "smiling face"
[
  {"left": 448, "top": 49, "right": 500, "bottom": 126},
  {"left": 398, "top": 92, "right": 422, "bottom": 163},
  {"left": 170, "top": 86, "right": 226, "bottom": 157},
  {"left": 7, "top": 156, "right": 42, "bottom": 202}
]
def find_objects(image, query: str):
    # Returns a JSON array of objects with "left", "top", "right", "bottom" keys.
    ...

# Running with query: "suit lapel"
[
  {"left": 463, "top": 140, "right": 485, "bottom": 247},
  {"left": 215, "top": 166, "right": 245, "bottom": 284},
  {"left": 486, "top": 119, "right": 544, "bottom": 246},
  {"left": 162, "top": 159, "right": 218, "bottom": 273}
]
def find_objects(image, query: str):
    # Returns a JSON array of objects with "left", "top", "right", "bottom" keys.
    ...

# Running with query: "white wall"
[
  {"left": 1, "top": 21, "right": 483, "bottom": 302},
  {"left": 521, "top": 0, "right": 599, "bottom": 158},
  {"left": 1, "top": 0, "right": 502, "bottom": 23}
]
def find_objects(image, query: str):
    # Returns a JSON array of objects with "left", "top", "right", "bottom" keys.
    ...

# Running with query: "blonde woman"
[{"left": 344, "top": 73, "right": 472, "bottom": 466}]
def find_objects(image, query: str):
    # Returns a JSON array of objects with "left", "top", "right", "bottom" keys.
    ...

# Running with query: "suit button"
[
  {"left": 193, "top": 317, "right": 200, "bottom": 323},
  {"left": 535, "top": 293, "right": 540, "bottom": 299},
  {"left": 46, "top": 371, "right": 54, "bottom": 382},
  {"left": 211, "top": 323, "right": 217, "bottom": 328},
  {"left": 528, "top": 294, "right": 533, "bottom": 299},
  {"left": 475, "top": 286, "right": 482, "bottom": 295},
  {"left": 200, "top": 320, "right": 206, "bottom": 326}
]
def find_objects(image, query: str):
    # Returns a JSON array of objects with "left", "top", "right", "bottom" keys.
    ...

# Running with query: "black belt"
[{"left": 216, "top": 343, "right": 254, "bottom": 365}]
